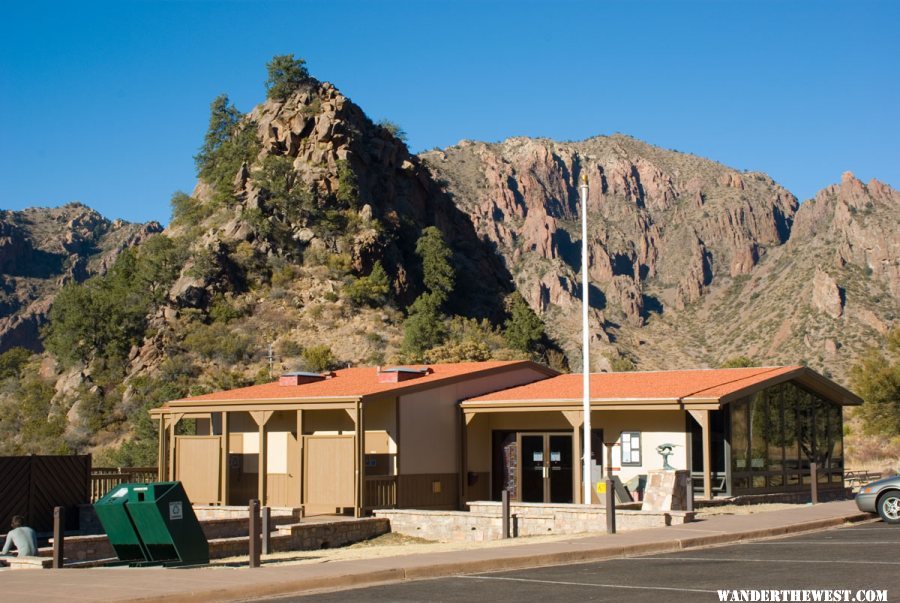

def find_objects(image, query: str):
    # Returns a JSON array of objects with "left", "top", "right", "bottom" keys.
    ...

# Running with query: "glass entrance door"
[
  {"left": 517, "top": 433, "right": 573, "bottom": 503},
  {"left": 520, "top": 435, "right": 545, "bottom": 502},
  {"left": 548, "top": 434, "right": 573, "bottom": 503}
]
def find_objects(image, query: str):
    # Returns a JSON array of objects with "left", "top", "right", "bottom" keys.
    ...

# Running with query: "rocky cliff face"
[
  {"left": 0, "top": 204, "right": 161, "bottom": 352},
  {"left": 423, "top": 138, "right": 897, "bottom": 380}
]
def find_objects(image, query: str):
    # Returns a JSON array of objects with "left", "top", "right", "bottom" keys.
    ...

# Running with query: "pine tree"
[
  {"left": 503, "top": 293, "right": 545, "bottom": 354},
  {"left": 265, "top": 54, "right": 310, "bottom": 101},
  {"left": 415, "top": 226, "right": 455, "bottom": 304}
]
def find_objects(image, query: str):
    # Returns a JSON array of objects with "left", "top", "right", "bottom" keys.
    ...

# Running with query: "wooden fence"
[
  {"left": 0, "top": 455, "right": 91, "bottom": 533},
  {"left": 90, "top": 467, "right": 158, "bottom": 502}
]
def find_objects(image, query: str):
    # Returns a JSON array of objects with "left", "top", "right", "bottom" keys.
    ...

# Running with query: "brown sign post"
[
  {"left": 52, "top": 506, "right": 64, "bottom": 569},
  {"left": 605, "top": 442, "right": 616, "bottom": 535},
  {"left": 248, "top": 499, "right": 261, "bottom": 568},
  {"left": 810, "top": 462, "right": 818, "bottom": 505}
]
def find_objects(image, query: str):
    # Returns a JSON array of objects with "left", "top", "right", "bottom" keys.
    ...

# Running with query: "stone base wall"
[
  {"left": 191, "top": 506, "right": 302, "bottom": 522},
  {"left": 46, "top": 517, "right": 389, "bottom": 565},
  {"left": 376, "top": 503, "right": 692, "bottom": 542},
  {"left": 642, "top": 470, "right": 690, "bottom": 511}
]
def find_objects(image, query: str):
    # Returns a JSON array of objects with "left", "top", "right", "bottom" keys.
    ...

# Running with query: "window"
[{"left": 621, "top": 432, "right": 642, "bottom": 466}]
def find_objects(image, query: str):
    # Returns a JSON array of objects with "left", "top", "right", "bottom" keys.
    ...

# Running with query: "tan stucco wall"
[
  {"left": 591, "top": 410, "right": 689, "bottom": 484},
  {"left": 398, "top": 367, "right": 549, "bottom": 475},
  {"left": 465, "top": 408, "right": 691, "bottom": 492}
]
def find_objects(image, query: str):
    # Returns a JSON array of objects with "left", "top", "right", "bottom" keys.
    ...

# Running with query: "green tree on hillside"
[
  {"left": 335, "top": 160, "right": 359, "bottom": 208},
  {"left": 43, "top": 235, "right": 186, "bottom": 368},
  {"left": 194, "top": 95, "right": 259, "bottom": 200},
  {"left": 195, "top": 94, "right": 241, "bottom": 174},
  {"left": 401, "top": 293, "right": 446, "bottom": 359},
  {"left": 416, "top": 226, "right": 455, "bottom": 304},
  {"left": 850, "top": 328, "right": 900, "bottom": 437},
  {"left": 265, "top": 54, "right": 310, "bottom": 101},
  {"left": 400, "top": 227, "right": 457, "bottom": 360},
  {"left": 503, "top": 293, "right": 545, "bottom": 355},
  {"left": 44, "top": 249, "right": 150, "bottom": 366},
  {"left": 346, "top": 261, "right": 390, "bottom": 307},
  {"left": 253, "top": 155, "right": 314, "bottom": 224}
]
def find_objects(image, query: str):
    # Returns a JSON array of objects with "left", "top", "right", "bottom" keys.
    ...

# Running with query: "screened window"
[{"left": 729, "top": 380, "right": 844, "bottom": 494}]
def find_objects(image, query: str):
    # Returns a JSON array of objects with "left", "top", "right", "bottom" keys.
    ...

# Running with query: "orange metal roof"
[
  {"left": 166, "top": 360, "right": 544, "bottom": 404},
  {"left": 465, "top": 366, "right": 804, "bottom": 403}
]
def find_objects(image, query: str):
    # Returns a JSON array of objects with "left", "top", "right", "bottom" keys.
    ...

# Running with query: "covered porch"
[
  {"left": 150, "top": 397, "right": 399, "bottom": 517},
  {"left": 460, "top": 402, "right": 721, "bottom": 504}
]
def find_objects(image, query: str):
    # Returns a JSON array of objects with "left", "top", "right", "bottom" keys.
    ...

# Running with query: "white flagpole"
[{"left": 579, "top": 174, "right": 592, "bottom": 505}]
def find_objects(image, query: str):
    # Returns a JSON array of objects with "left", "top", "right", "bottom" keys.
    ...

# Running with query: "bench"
[{"left": 0, "top": 555, "right": 53, "bottom": 569}]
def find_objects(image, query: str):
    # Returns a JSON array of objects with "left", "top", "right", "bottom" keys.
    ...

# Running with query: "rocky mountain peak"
[{"left": 0, "top": 205, "right": 161, "bottom": 352}]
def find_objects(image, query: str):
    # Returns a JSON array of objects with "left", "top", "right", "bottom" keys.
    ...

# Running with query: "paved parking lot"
[{"left": 282, "top": 521, "right": 898, "bottom": 602}]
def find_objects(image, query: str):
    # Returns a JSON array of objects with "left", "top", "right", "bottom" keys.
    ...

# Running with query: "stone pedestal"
[{"left": 641, "top": 470, "right": 690, "bottom": 511}]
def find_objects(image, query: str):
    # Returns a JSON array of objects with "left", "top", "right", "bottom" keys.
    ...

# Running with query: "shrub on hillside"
[
  {"left": 183, "top": 322, "right": 255, "bottom": 364},
  {"left": 301, "top": 344, "right": 337, "bottom": 372},
  {"left": 0, "top": 347, "right": 32, "bottom": 381},
  {"left": 345, "top": 262, "right": 390, "bottom": 307}
]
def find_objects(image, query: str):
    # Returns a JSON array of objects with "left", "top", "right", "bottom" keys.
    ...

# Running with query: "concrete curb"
[{"left": 129, "top": 511, "right": 874, "bottom": 603}]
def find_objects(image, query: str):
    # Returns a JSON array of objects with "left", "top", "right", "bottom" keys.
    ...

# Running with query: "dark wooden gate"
[{"left": 0, "top": 455, "right": 91, "bottom": 533}]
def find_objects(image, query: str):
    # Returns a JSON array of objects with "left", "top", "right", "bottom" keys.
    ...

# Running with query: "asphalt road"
[{"left": 278, "top": 521, "right": 899, "bottom": 602}]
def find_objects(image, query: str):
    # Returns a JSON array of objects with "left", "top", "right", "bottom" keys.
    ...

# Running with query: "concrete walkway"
[{"left": 0, "top": 501, "right": 871, "bottom": 603}]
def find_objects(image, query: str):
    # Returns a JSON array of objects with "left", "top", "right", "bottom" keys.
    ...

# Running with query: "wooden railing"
[
  {"left": 363, "top": 475, "right": 397, "bottom": 511},
  {"left": 90, "top": 467, "right": 158, "bottom": 502}
]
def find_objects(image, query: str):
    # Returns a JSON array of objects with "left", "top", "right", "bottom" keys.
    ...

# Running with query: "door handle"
[{"left": 543, "top": 466, "right": 548, "bottom": 479}]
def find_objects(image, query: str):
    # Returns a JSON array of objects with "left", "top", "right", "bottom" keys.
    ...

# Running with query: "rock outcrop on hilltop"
[
  {"left": 423, "top": 138, "right": 898, "bottom": 380},
  {"left": 0, "top": 204, "right": 161, "bottom": 352},
  {"left": 792, "top": 172, "right": 900, "bottom": 297},
  {"left": 170, "top": 81, "right": 513, "bottom": 317}
]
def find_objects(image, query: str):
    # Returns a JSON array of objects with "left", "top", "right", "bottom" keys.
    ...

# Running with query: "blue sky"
[{"left": 1, "top": 1, "right": 897, "bottom": 225}]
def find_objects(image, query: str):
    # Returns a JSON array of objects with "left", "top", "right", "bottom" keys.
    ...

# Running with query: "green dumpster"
[{"left": 94, "top": 481, "right": 209, "bottom": 567}]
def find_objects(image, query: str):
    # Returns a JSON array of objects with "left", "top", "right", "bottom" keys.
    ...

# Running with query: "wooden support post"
[
  {"left": 52, "top": 506, "right": 64, "bottom": 569},
  {"left": 811, "top": 462, "right": 818, "bottom": 505},
  {"left": 248, "top": 499, "right": 260, "bottom": 568},
  {"left": 296, "top": 409, "right": 304, "bottom": 509},
  {"left": 562, "top": 411, "right": 583, "bottom": 504},
  {"left": 501, "top": 489, "right": 510, "bottom": 539},
  {"left": 261, "top": 506, "right": 271, "bottom": 555},
  {"left": 258, "top": 424, "right": 267, "bottom": 506},
  {"left": 688, "top": 409, "right": 712, "bottom": 499},
  {"left": 167, "top": 417, "right": 177, "bottom": 481},
  {"left": 686, "top": 475, "right": 694, "bottom": 513},
  {"left": 605, "top": 443, "right": 616, "bottom": 535},
  {"left": 157, "top": 417, "right": 166, "bottom": 482},
  {"left": 220, "top": 412, "right": 229, "bottom": 506},
  {"left": 249, "top": 411, "right": 272, "bottom": 506},
  {"left": 457, "top": 407, "right": 465, "bottom": 510},
  {"left": 353, "top": 401, "right": 366, "bottom": 517}
]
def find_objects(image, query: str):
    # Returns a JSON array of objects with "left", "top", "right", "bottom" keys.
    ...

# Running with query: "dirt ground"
[{"left": 210, "top": 502, "right": 805, "bottom": 568}]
